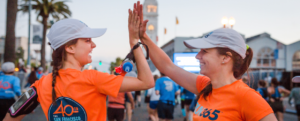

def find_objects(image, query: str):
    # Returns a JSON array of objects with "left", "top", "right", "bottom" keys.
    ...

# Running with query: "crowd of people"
[
  {"left": 256, "top": 76, "right": 300, "bottom": 121},
  {"left": 0, "top": 62, "right": 44, "bottom": 120},
  {"left": 0, "top": 1, "right": 300, "bottom": 121}
]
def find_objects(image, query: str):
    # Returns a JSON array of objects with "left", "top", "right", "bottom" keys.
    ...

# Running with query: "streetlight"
[
  {"left": 229, "top": 17, "right": 235, "bottom": 28},
  {"left": 27, "top": 0, "right": 32, "bottom": 68},
  {"left": 221, "top": 17, "right": 228, "bottom": 28}
]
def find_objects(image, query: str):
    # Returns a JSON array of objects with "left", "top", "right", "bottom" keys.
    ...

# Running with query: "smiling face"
[
  {"left": 66, "top": 38, "right": 96, "bottom": 66},
  {"left": 195, "top": 48, "right": 224, "bottom": 77}
]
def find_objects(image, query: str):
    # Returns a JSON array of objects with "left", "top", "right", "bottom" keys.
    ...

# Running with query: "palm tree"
[
  {"left": 19, "top": 0, "right": 71, "bottom": 70},
  {"left": 4, "top": 0, "right": 18, "bottom": 62}
]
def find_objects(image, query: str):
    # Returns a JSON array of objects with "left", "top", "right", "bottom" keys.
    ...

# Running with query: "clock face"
[
  {"left": 148, "top": 25, "right": 154, "bottom": 31},
  {"left": 147, "top": 5, "right": 157, "bottom": 13}
]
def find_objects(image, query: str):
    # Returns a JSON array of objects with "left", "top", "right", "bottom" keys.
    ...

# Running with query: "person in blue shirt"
[
  {"left": 257, "top": 80, "right": 268, "bottom": 101},
  {"left": 0, "top": 62, "right": 21, "bottom": 121},
  {"left": 181, "top": 87, "right": 195, "bottom": 121},
  {"left": 155, "top": 72, "right": 180, "bottom": 121},
  {"left": 36, "top": 67, "right": 44, "bottom": 79}
]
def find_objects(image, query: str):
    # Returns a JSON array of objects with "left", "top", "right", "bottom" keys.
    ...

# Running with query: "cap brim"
[
  {"left": 292, "top": 76, "right": 300, "bottom": 83},
  {"left": 79, "top": 28, "right": 107, "bottom": 38},
  {"left": 184, "top": 38, "right": 216, "bottom": 49}
]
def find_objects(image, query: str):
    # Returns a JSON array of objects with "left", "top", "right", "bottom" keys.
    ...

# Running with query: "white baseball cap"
[
  {"left": 184, "top": 28, "right": 247, "bottom": 59},
  {"left": 47, "top": 19, "right": 107, "bottom": 50},
  {"left": 1, "top": 62, "right": 15, "bottom": 73},
  {"left": 292, "top": 76, "right": 300, "bottom": 83}
]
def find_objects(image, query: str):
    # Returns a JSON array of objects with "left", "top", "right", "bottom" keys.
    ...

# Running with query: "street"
[{"left": 22, "top": 95, "right": 299, "bottom": 121}]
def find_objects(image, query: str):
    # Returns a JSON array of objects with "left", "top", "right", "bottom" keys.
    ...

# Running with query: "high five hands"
[{"left": 128, "top": 1, "right": 149, "bottom": 47}]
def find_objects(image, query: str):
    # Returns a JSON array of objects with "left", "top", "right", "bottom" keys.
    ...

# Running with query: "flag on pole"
[
  {"left": 164, "top": 28, "right": 167, "bottom": 34},
  {"left": 176, "top": 17, "right": 179, "bottom": 25}
]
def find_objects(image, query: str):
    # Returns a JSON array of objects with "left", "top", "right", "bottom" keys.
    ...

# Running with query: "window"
[
  {"left": 147, "top": 5, "right": 157, "bottom": 13},
  {"left": 292, "top": 50, "right": 300, "bottom": 70},
  {"left": 257, "top": 47, "right": 275, "bottom": 67}
]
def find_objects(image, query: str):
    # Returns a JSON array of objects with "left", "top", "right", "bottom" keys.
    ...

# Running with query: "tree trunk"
[
  {"left": 4, "top": 0, "right": 18, "bottom": 62},
  {"left": 41, "top": 17, "right": 47, "bottom": 71}
]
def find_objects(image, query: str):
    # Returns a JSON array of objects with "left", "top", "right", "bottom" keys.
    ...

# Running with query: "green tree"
[
  {"left": 4, "top": 0, "right": 18, "bottom": 62},
  {"left": 109, "top": 57, "right": 123, "bottom": 73},
  {"left": 93, "top": 67, "right": 98, "bottom": 71},
  {"left": 19, "top": 0, "right": 72, "bottom": 71}
]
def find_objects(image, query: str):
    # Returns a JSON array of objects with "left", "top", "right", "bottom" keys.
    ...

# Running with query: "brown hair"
[
  {"left": 153, "top": 75, "right": 159, "bottom": 82},
  {"left": 50, "top": 39, "right": 78, "bottom": 104},
  {"left": 198, "top": 47, "right": 253, "bottom": 100},
  {"left": 258, "top": 80, "right": 266, "bottom": 87},
  {"left": 271, "top": 78, "right": 279, "bottom": 87}
]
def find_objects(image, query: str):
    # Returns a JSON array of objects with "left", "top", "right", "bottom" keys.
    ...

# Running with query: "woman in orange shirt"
[
  {"left": 133, "top": 1, "right": 277, "bottom": 121},
  {"left": 4, "top": 3, "right": 154, "bottom": 121}
]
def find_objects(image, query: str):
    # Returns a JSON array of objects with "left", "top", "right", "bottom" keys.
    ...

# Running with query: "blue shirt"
[
  {"left": 181, "top": 87, "right": 195, "bottom": 100},
  {"left": 36, "top": 72, "right": 44, "bottom": 79},
  {"left": 155, "top": 76, "right": 179, "bottom": 105},
  {"left": 257, "top": 87, "right": 268, "bottom": 101},
  {"left": 0, "top": 75, "right": 21, "bottom": 99}
]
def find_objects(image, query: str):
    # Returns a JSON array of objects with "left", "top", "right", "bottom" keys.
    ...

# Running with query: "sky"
[{"left": 1, "top": 0, "right": 300, "bottom": 72}]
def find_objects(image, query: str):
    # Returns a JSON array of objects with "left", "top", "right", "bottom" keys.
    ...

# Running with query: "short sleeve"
[
  {"left": 91, "top": 71, "right": 124, "bottom": 97},
  {"left": 196, "top": 75, "right": 210, "bottom": 93},
  {"left": 30, "top": 76, "right": 45, "bottom": 103},
  {"left": 241, "top": 90, "right": 273, "bottom": 121},
  {"left": 155, "top": 79, "right": 160, "bottom": 91}
]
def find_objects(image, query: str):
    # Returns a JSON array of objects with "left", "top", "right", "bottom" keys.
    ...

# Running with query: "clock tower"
[{"left": 143, "top": 0, "right": 158, "bottom": 45}]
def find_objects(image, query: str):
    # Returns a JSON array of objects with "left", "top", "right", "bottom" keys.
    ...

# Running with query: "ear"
[
  {"left": 222, "top": 52, "right": 233, "bottom": 64},
  {"left": 65, "top": 45, "right": 76, "bottom": 54}
]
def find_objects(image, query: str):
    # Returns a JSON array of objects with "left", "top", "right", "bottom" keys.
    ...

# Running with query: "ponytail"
[
  {"left": 49, "top": 39, "right": 78, "bottom": 104},
  {"left": 198, "top": 47, "right": 253, "bottom": 101}
]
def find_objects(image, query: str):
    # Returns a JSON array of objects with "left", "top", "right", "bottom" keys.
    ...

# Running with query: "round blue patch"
[{"left": 48, "top": 97, "right": 87, "bottom": 121}]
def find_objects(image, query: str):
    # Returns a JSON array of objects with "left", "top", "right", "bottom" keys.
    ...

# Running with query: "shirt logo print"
[
  {"left": 204, "top": 32, "right": 213, "bottom": 38},
  {"left": 194, "top": 102, "right": 221, "bottom": 120},
  {"left": 0, "top": 80, "right": 11, "bottom": 90}
]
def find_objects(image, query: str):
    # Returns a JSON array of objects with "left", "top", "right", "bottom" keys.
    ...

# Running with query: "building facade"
[
  {"left": 143, "top": 0, "right": 158, "bottom": 45},
  {"left": 0, "top": 37, "right": 28, "bottom": 63},
  {"left": 160, "top": 29, "right": 300, "bottom": 84}
]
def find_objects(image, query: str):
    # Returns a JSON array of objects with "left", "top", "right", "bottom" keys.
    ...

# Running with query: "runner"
[
  {"left": 145, "top": 75, "right": 159, "bottom": 120},
  {"left": 36, "top": 67, "right": 44, "bottom": 79},
  {"left": 289, "top": 76, "right": 300, "bottom": 121},
  {"left": 155, "top": 73, "right": 180, "bottom": 121},
  {"left": 179, "top": 86, "right": 186, "bottom": 119},
  {"left": 107, "top": 92, "right": 133, "bottom": 121},
  {"left": 132, "top": 2, "right": 277, "bottom": 120},
  {"left": 134, "top": 90, "right": 142, "bottom": 107},
  {"left": 267, "top": 78, "right": 290, "bottom": 121},
  {"left": 25, "top": 67, "right": 38, "bottom": 88},
  {"left": 257, "top": 80, "right": 268, "bottom": 101},
  {"left": 0, "top": 62, "right": 21, "bottom": 121},
  {"left": 181, "top": 87, "right": 195, "bottom": 121},
  {"left": 3, "top": 3, "right": 154, "bottom": 121},
  {"left": 147, "top": 75, "right": 160, "bottom": 121},
  {"left": 124, "top": 71, "right": 137, "bottom": 121}
]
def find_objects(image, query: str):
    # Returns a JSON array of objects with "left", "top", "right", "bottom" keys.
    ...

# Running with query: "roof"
[
  {"left": 246, "top": 32, "right": 285, "bottom": 45},
  {"left": 160, "top": 39, "right": 174, "bottom": 49}
]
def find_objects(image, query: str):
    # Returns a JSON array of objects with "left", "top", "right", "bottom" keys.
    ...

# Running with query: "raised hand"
[
  {"left": 133, "top": 1, "right": 149, "bottom": 40},
  {"left": 128, "top": 8, "right": 140, "bottom": 47}
]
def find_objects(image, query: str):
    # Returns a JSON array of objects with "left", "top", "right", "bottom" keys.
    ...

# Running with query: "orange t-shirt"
[
  {"left": 193, "top": 76, "right": 273, "bottom": 121},
  {"left": 31, "top": 68, "right": 123, "bottom": 121},
  {"left": 108, "top": 92, "right": 125, "bottom": 109}
]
